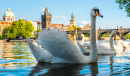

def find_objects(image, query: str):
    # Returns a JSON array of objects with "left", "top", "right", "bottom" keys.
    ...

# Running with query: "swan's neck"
[
  {"left": 81, "top": 35, "right": 84, "bottom": 45},
  {"left": 110, "top": 33, "right": 116, "bottom": 52},
  {"left": 90, "top": 15, "right": 98, "bottom": 62}
]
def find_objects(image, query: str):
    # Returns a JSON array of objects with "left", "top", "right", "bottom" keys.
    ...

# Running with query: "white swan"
[
  {"left": 78, "top": 30, "right": 126, "bottom": 55},
  {"left": 117, "top": 40, "right": 130, "bottom": 49},
  {"left": 27, "top": 7, "right": 103, "bottom": 63}
]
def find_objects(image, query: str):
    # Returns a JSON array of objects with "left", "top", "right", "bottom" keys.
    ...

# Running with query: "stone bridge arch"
[
  {"left": 66, "top": 31, "right": 75, "bottom": 36},
  {"left": 98, "top": 31, "right": 109, "bottom": 40},
  {"left": 120, "top": 31, "right": 130, "bottom": 39},
  {"left": 97, "top": 30, "right": 120, "bottom": 40},
  {"left": 118, "top": 28, "right": 130, "bottom": 39}
]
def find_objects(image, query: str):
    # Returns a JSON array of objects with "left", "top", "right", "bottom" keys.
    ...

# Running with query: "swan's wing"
[
  {"left": 77, "top": 42, "right": 90, "bottom": 54},
  {"left": 38, "top": 30, "right": 85, "bottom": 62},
  {"left": 26, "top": 37, "right": 52, "bottom": 62},
  {"left": 34, "top": 39, "right": 43, "bottom": 46}
]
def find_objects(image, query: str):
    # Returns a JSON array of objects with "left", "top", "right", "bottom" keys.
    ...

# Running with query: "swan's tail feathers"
[
  {"left": 77, "top": 41, "right": 90, "bottom": 54},
  {"left": 27, "top": 37, "right": 52, "bottom": 62}
]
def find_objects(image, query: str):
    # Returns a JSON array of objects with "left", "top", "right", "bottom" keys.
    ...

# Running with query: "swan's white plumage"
[
  {"left": 27, "top": 37, "right": 52, "bottom": 62},
  {"left": 79, "top": 31, "right": 126, "bottom": 55},
  {"left": 38, "top": 29, "right": 91, "bottom": 63},
  {"left": 26, "top": 7, "right": 103, "bottom": 63}
]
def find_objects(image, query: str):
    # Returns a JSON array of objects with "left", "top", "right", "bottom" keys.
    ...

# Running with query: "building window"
[
  {"left": 11, "top": 18, "right": 12, "bottom": 21},
  {"left": 3, "top": 18, "right": 5, "bottom": 21},
  {"left": 7, "top": 18, "right": 9, "bottom": 22},
  {"left": 4, "top": 24, "right": 6, "bottom": 27}
]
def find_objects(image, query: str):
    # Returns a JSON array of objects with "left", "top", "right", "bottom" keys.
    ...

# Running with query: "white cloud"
[
  {"left": 51, "top": 17, "right": 54, "bottom": 19},
  {"left": 80, "top": 21, "right": 89, "bottom": 25},
  {"left": 41, "top": 8, "right": 45, "bottom": 11},
  {"left": 56, "top": 16, "right": 66, "bottom": 19}
]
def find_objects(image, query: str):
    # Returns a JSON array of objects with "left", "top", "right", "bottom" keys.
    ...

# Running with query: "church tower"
[
  {"left": 41, "top": 7, "right": 52, "bottom": 29},
  {"left": 70, "top": 12, "right": 76, "bottom": 26}
]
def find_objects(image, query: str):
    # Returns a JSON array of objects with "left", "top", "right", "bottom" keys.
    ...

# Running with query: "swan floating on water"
[
  {"left": 78, "top": 30, "right": 126, "bottom": 55},
  {"left": 27, "top": 7, "right": 103, "bottom": 63}
]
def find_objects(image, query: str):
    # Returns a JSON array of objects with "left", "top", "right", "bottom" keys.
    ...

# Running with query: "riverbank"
[{"left": 2, "top": 39, "right": 33, "bottom": 42}]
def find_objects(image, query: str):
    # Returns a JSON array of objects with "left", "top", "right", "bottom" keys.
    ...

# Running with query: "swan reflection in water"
[
  {"left": 29, "top": 54, "right": 125, "bottom": 76},
  {"left": 29, "top": 63, "right": 98, "bottom": 76}
]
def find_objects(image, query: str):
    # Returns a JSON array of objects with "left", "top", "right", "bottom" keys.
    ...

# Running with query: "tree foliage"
[
  {"left": 102, "top": 33, "right": 110, "bottom": 37},
  {"left": 3, "top": 19, "right": 34, "bottom": 39},
  {"left": 124, "top": 33, "right": 130, "bottom": 39},
  {"left": 85, "top": 34, "right": 90, "bottom": 37},
  {"left": 36, "top": 29, "right": 41, "bottom": 38},
  {"left": 69, "top": 25, "right": 76, "bottom": 31},
  {"left": 116, "top": 0, "right": 130, "bottom": 17},
  {"left": 77, "top": 27, "right": 81, "bottom": 30}
]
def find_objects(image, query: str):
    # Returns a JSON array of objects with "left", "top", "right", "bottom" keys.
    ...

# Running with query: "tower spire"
[
  {"left": 44, "top": 7, "right": 48, "bottom": 15},
  {"left": 71, "top": 12, "right": 75, "bottom": 20}
]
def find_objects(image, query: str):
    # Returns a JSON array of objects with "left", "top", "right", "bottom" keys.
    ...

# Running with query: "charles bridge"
[{"left": 66, "top": 28, "right": 130, "bottom": 40}]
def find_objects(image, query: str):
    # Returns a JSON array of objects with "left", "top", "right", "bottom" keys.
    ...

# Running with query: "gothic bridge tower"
[{"left": 41, "top": 7, "right": 52, "bottom": 29}]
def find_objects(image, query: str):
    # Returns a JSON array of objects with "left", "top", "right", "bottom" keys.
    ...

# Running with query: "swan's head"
[
  {"left": 90, "top": 7, "right": 103, "bottom": 17},
  {"left": 111, "top": 30, "right": 120, "bottom": 37}
]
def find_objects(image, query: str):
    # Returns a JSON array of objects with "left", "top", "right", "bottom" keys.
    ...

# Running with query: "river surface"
[{"left": 0, "top": 40, "right": 130, "bottom": 76}]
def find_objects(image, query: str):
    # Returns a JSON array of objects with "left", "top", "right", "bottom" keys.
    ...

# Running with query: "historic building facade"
[
  {"left": 51, "top": 24, "right": 64, "bottom": 30},
  {"left": 30, "top": 21, "right": 42, "bottom": 37},
  {"left": 3, "top": 8, "right": 15, "bottom": 23},
  {"left": 41, "top": 7, "right": 52, "bottom": 29},
  {"left": 70, "top": 12, "right": 76, "bottom": 26},
  {"left": 83, "top": 24, "right": 91, "bottom": 30},
  {"left": 0, "top": 8, "right": 15, "bottom": 35}
]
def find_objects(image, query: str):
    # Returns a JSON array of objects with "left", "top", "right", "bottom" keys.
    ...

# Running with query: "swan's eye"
[{"left": 93, "top": 9, "right": 99, "bottom": 14}]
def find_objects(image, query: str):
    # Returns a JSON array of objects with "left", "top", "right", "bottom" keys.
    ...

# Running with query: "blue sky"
[{"left": 0, "top": 0, "right": 130, "bottom": 29}]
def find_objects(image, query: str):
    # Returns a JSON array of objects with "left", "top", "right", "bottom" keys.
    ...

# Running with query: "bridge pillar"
[{"left": 96, "top": 30, "right": 98, "bottom": 40}]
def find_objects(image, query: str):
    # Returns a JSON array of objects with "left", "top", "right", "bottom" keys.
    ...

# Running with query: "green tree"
[
  {"left": 124, "top": 33, "right": 130, "bottom": 39},
  {"left": 36, "top": 29, "right": 41, "bottom": 38},
  {"left": 116, "top": 0, "right": 130, "bottom": 17},
  {"left": 3, "top": 26, "right": 17, "bottom": 38},
  {"left": 3, "top": 19, "right": 34, "bottom": 39},
  {"left": 85, "top": 34, "right": 90, "bottom": 37},
  {"left": 77, "top": 27, "right": 81, "bottom": 30}
]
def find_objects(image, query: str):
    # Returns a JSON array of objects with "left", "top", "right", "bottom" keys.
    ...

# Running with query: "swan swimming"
[
  {"left": 27, "top": 7, "right": 103, "bottom": 63},
  {"left": 78, "top": 30, "right": 126, "bottom": 55}
]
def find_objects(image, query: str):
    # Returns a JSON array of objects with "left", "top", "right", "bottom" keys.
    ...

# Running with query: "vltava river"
[{"left": 0, "top": 40, "right": 130, "bottom": 76}]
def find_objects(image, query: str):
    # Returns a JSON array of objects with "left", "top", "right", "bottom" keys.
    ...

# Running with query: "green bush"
[
  {"left": 85, "top": 34, "right": 90, "bottom": 37},
  {"left": 124, "top": 33, "right": 130, "bottom": 39},
  {"left": 102, "top": 33, "right": 110, "bottom": 37},
  {"left": 3, "top": 19, "right": 34, "bottom": 39},
  {"left": 0, "top": 35, "right": 3, "bottom": 39}
]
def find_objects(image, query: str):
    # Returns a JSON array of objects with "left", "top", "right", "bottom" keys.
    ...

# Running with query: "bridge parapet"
[{"left": 65, "top": 28, "right": 130, "bottom": 40}]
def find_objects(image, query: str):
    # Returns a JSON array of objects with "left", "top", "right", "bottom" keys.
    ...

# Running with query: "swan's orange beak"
[{"left": 96, "top": 11, "right": 103, "bottom": 18}]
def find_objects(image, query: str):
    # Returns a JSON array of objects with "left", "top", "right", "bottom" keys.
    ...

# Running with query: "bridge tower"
[{"left": 41, "top": 7, "right": 52, "bottom": 29}]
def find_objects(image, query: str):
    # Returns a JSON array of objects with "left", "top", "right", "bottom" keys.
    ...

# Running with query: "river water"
[{"left": 0, "top": 40, "right": 130, "bottom": 76}]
